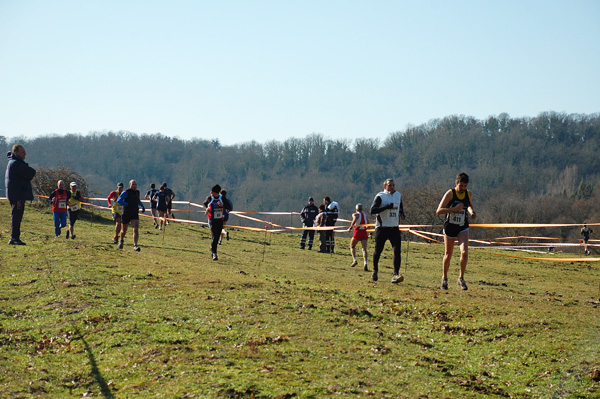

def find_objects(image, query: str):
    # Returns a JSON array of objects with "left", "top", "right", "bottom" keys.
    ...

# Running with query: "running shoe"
[
  {"left": 350, "top": 260, "right": 357, "bottom": 267},
  {"left": 133, "top": 245, "right": 141, "bottom": 252},
  {"left": 458, "top": 278, "right": 468, "bottom": 290},
  {"left": 363, "top": 264, "right": 369, "bottom": 272},
  {"left": 440, "top": 279, "right": 448, "bottom": 290},
  {"left": 118, "top": 241, "right": 124, "bottom": 249},
  {"left": 66, "top": 231, "right": 70, "bottom": 239},
  {"left": 371, "top": 271, "right": 378, "bottom": 281},
  {"left": 113, "top": 237, "right": 118, "bottom": 244},
  {"left": 226, "top": 231, "right": 229, "bottom": 241},
  {"left": 212, "top": 253, "right": 218, "bottom": 261},
  {"left": 391, "top": 274, "right": 404, "bottom": 284}
]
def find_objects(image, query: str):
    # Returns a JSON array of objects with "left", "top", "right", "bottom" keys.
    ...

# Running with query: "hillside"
[
  {"left": 1, "top": 202, "right": 599, "bottom": 397},
  {"left": 2, "top": 111, "right": 600, "bottom": 226}
]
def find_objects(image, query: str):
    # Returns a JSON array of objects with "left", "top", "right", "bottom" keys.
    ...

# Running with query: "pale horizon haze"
[{"left": 1, "top": 0, "right": 599, "bottom": 146}]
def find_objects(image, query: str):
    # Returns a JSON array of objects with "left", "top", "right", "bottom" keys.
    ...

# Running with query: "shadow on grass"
[
  {"left": 39, "top": 257, "right": 114, "bottom": 397},
  {"left": 74, "top": 327, "right": 115, "bottom": 399}
]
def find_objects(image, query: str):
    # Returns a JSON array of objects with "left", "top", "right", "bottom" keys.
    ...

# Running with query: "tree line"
[{"left": 2, "top": 111, "right": 599, "bottom": 241}]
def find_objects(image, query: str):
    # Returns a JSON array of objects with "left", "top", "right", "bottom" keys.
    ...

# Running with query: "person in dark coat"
[
  {"left": 299, "top": 197, "right": 318, "bottom": 250},
  {"left": 5, "top": 144, "right": 36, "bottom": 245}
]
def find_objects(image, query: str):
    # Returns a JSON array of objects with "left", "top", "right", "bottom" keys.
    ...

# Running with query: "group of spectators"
[{"left": 299, "top": 196, "right": 339, "bottom": 252}]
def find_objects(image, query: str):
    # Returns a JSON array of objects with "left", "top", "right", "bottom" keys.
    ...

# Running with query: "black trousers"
[
  {"left": 210, "top": 219, "right": 223, "bottom": 254},
  {"left": 10, "top": 200, "right": 25, "bottom": 241},
  {"left": 324, "top": 229, "right": 335, "bottom": 253},
  {"left": 372, "top": 227, "right": 402, "bottom": 274},
  {"left": 300, "top": 226, "right": 315, "bottom": 249}
]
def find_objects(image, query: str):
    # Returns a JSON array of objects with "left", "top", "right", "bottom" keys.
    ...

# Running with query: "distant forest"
[{"left": 2, "top": 112, "right": 599, "bottom": 237}]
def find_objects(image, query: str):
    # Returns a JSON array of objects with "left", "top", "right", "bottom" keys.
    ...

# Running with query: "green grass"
[{"left": 1, "top": 201, "right": 599, "bottom": 398}]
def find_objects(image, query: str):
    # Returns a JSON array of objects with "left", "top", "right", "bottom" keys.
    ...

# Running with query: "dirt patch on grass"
[{"left": 453, "top": 374, "right": 509, "bottom": 397}]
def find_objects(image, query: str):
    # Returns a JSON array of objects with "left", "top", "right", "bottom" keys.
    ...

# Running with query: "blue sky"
[{"left": 1, "top": 0, "right": 599, "bottom": 145}]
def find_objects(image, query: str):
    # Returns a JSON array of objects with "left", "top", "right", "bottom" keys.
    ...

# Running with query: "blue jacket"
[{"left": 5, "top": 152, "right": 36, "bottom": 202}]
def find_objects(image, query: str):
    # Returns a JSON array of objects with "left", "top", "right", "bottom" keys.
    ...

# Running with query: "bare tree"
[{"left": 32, "top": 166, "right": 90, "bottom": 201}]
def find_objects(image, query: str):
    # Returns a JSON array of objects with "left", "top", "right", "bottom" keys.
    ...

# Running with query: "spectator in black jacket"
[
  {"left": 323, "top": 196, "right": 339, "bottom": 253},
  {"left": 5, "top": 144, "right": 36, "bottom": 245},
  {"left": 299, "top": 197, "right": 319, "bottom": 250}
]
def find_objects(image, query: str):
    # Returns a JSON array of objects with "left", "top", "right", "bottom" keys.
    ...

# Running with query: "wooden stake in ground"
[
  {"left": 262, "top": 225, "right": 269, "bottom": 262},
  {"left": 405, "top": 229, "right": 410, "bottom": 274}
]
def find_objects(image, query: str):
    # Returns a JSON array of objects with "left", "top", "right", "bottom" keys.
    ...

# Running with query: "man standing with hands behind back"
[{"left": 5, "top": 144, "right": 36, "bottom": 245}]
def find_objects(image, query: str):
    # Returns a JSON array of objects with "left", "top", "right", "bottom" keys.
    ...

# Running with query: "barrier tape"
[
  {"left": 476, "top": 251, "right": 600, "bottom": 262},
  {"left": 16, "top": 196, "right": 599, "bottom": 262},
  {"left": 29, "top": 195, "right": 600, "bottom": 234}
]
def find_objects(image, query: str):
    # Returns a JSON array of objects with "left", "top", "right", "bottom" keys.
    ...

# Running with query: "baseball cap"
[
  {"left": 117, "top": 182, "right": 124, "bottom": 187},
  {"left": 70, "top": 181, "right": 77, "bottom": 187},
  {"left": 308, "top": 197, "right": 314, "bottom": 202}
]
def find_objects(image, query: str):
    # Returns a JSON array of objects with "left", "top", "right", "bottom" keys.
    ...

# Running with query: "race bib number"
[
  {"left": 213, "top": 208, "right": 223, "bottom": 219},
  {"left": 58, "top": 200, "right": 67, "bottom": 209},
  {"left": 70, "top": 203, "right": 79, "bottom": 211},
  {"left": 116, "top": 205, "right": 124, "bottom": 214},
  {"left": 388, "top": 208, "right": 397, "bottom": 219},
  {"left": 450, "top": 212, "right": 465, "bottom": 226}
]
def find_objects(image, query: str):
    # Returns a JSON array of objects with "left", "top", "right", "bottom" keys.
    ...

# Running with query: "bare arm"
[
  {"left": 467, "top": 192, "right": 477, "bottom": 219},
  {"left": 436, "top": 190, "right": 457, "bottom": 215},
  {"left": 348, "top": 213, "right": 359, "bottom": 231}
]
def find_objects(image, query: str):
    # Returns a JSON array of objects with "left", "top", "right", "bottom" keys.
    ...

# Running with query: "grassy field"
[{"left": 1, "top": 201, "right": 599, "bottom": 398}]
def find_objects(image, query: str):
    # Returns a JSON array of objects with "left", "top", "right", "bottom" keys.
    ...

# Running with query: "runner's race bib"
[
  {"left": 213, "top": 208, "right": 223, "bottom": 219},
  {"left": 116, "top": 205, "right": 124, "bottom": 214},
  {"left": 388, "top": 208, "right": 397, "bottom": 219},
  {"left": 70, "top": 203, "right": 79, "bottom": 212},
  {"left": 449, "top": 211, "right": 465, "bottom": 226},
  {"left": 58, "top": 200, "right": 67, "bottom": 209}
]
